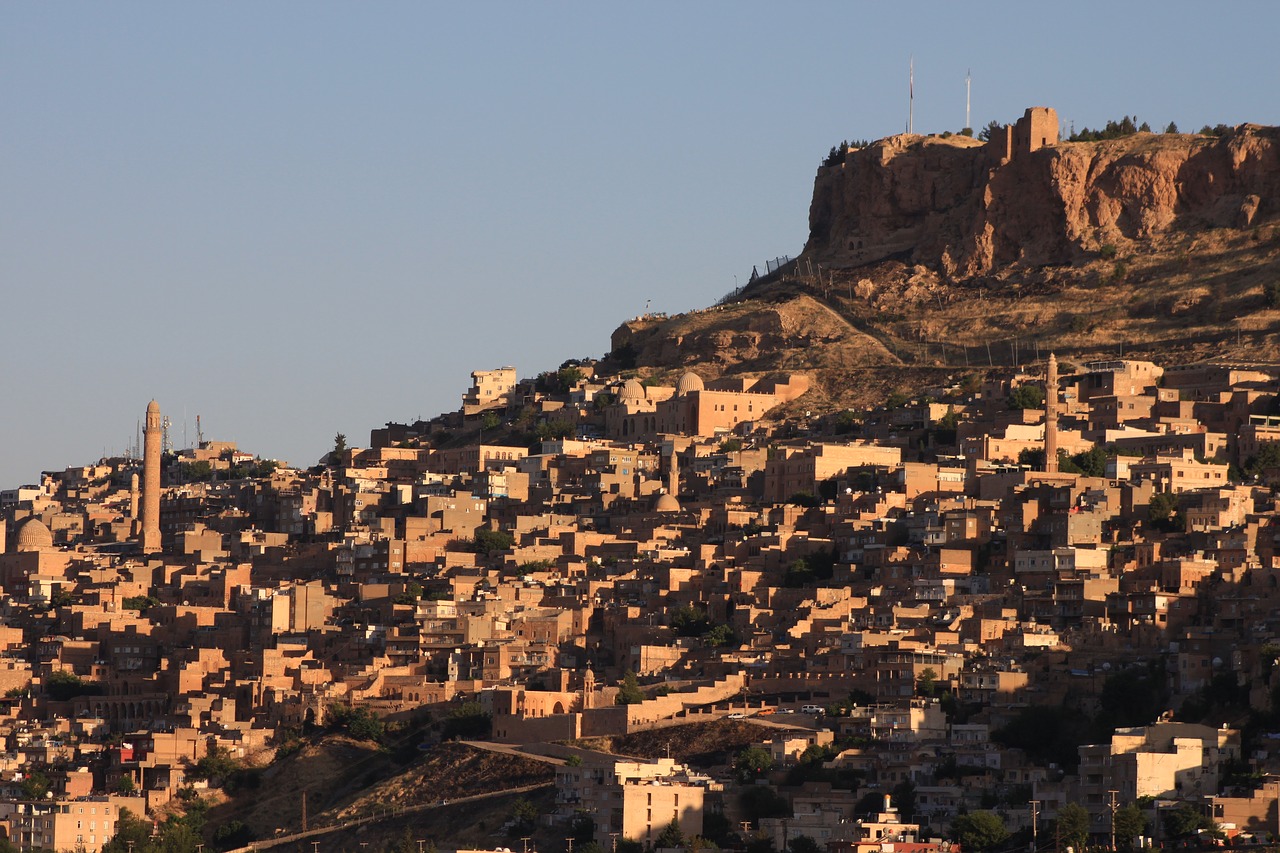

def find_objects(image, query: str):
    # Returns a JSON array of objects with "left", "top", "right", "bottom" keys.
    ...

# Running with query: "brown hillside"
[{"left": 611, "top": 125, "right": 1280, "bottom": 413}]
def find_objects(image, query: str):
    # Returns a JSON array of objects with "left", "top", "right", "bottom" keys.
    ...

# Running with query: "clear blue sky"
[{"left": 2, "top": 2, "right": 1276, "bottom": 487}]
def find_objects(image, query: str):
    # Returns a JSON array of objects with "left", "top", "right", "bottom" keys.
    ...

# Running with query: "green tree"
[
  {"left": 1054, "top": 803, "right": 1089, "bottom": 853},
  {"left": 1162, "top": 805, "right": 1214, "bottom": 839},
  {"left": 20, "top": 770, "right": 50, "bottom": 800},
  {"left": 787, "top": 836, "right": 822, "bottom": 853},
  {"left": 978, "top": 119, "right": 1002, "bottom": 142},
  {"left": 734, "top": 746, "right": 774, "bottom": 783},
  {"left": 1165, "top": 121, "right": 1179, "bottom": 134},
  {"left": 1246, "top": 441, "right": 1280, "bottom": 476},
  {"left": 615, "top": 671, "right": 645, "bottom": 705},
  {"left": 472, "top": 527, "right": 514, "bottom": 556},
  {"left": 951, "top": 811, "right": 1009, "bottom": 852},
  {"left": 101, "top": 809, "right": 156, "bottom": 853},
  {"left": 441, "top": 701, "right": 492, "bottom": 739},
  {"left": 915, "top": 667, "right": 940, "bottom": 698},
  {"left": 1008, "top": 384, "right": 1046, "bottom": 410},
  {"left": 45, "top": 670, "right": 103, "bottom": 701},
  {"left": 509, "top": 797, "right": 539, "bottom": 835},
  {"left": 1071, "top": 446, "right": 1108, "bottom": 477},
  {"left": 670, "top": 605, "right": 710, "bottom": 636},
  {"left": 615, "top": 840, "right": 644, "bottom": 853},
  {"left": 705, "top": 624, "right": 738, "bottom": 648},
  {"left": 739, "top": 786, "right": 790, "bottom": 821},
  {"left": 331, "top": 433, "right": 348, "bottom": 463},
  {"left": 1114, "top": 804, "right": 1148, "bottom": 851},
  {"left": 1147, "top": 491, "right": 1181, "bottom": 532},
  {"left": 655, "top": 819, "right": 685, "bottom": 849}
]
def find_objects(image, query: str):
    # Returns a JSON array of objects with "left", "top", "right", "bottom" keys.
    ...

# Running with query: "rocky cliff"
[{"left": 805, "top": 125, "right": 1280, "bottom": 278}]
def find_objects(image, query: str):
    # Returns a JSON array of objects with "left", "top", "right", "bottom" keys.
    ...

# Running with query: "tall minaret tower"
[
  {"left": 141, "top": 400, "right": 163, "bottom": 553},
  {"left": 1044, "top": 354, "right": 1059, "bottom": 473}
]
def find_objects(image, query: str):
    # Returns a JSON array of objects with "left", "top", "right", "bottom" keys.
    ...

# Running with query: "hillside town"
[{"left": 6, "top": 353, "right": 1280, "bottom": 853}]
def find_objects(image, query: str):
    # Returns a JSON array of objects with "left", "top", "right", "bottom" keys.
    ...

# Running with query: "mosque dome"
[
  {"left": 15, "top": 518, "right": 53, "bottom": 551},
  {"left": 618, "top": 378, "right": 645, "bottom": 403},
  {"left": 653, "top": 491, "right": 681, "bottom": 513},
  {"left": 675, "top": 372, "right": 705, "bottom": 395}
]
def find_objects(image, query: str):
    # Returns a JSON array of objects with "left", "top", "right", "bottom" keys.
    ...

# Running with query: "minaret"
[
  {"left": 1044, "top": 354, "right": 1059, "bottom": 473},
  {"left": 141, "top": 400, "right": 163, "bottom": 553},
  {"left": 129, "top": 473, "right": 140, "bottom": 523},
  {"left": 667, "top": 450, "right": 680, "bottom": 498}
]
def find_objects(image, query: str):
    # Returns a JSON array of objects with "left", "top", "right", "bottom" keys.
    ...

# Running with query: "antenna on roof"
[{"left": 197, "top": 415, "right": 204, "bottom": 448}]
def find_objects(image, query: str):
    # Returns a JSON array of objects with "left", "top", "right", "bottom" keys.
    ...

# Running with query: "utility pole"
[
  {"left": 1108, "top": 790, "right": 1119, "bottom": 851},
  {"left": 302, "top": 790, "right": 307, "bottom": 833},
  {"left": 610, "top": 833, "right": 620, "bottom": 853},
  {"left": 522, "top": 837, "right": 532, "bottom": 853},
  {"left": 1030, "top": 800, "right": 1040, "bottom": 852},
  {"left": 566, "top": 838, "right": 574, "bottom": 853}
]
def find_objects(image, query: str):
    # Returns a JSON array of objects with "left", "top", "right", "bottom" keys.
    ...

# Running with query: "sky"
[{"left": 2, "top": 1, "right": 1278, "bottom": 487}]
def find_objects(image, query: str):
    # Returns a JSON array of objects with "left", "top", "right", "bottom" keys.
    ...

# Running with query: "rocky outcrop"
[{"left": 805, "top": 124, "right": 1280, "bottom": 279}]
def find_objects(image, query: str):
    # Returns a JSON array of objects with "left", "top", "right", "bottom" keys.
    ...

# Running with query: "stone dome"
[
  {"left": 675, "top": 372, "right": 705, "bottom": 395},
  {"left": 15, "top": 517, "right": 53, "bottom": 551},
  {"left": 618, "top": 378, "right": 645, "bottom": 403},
  {"left": 653, "top": 491, "right": 681, "bottom": 513}
]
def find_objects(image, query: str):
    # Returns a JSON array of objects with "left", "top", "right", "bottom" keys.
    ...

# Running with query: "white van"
[{"left": 801, "top": 704, "right": 824, "bottom": 714}]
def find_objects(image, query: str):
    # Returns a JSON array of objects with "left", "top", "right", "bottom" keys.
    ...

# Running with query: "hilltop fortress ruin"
[{"left": 805, "top": 106, "right": 1279, "bottom": 279}]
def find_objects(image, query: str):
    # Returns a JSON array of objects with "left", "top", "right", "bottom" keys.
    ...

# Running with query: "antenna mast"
[
  {"left": 197, "top": 414, "right": 204, "bottom": 447},
  {"left": 161, "top": 416, "right": 172, "bottom": 455},
  {"left": 908, "top": 57, "right": 914, "bottom": 134},
  {"left": 965, "top": 69, "right": 971, "bottom": 130}
]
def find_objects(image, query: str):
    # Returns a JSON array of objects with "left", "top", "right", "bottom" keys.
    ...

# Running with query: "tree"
[
  {"left": 951, "top": 811, "right": 1009, "bottom": 852},
  {"left": 20, "top": 770, "right": 50, "bottom": 800},
  {"left": 472, "top": 527, "right": 514, "bottom": 556},
  {"left": 670, "top": 605, "right": 710, "bottom": 636},
  {"left": 1147, "top": 491, "right": 1181, "bottom": 532},
  {"left": 45, "top": 670, "right": 103, "bottom": 701},
  {"left": 1162, "top": 805, "right": 1215, "bottom": 839},
  {"left": 1265, "top": 281, "right": 1280, "bottom": 309},
  {"left": 1071, "top": 446, "right": 1108, "bottom": 477},
  {"left": 705, "top": 624, "right": 738, "bottom": 648},
  {"left": 734, "top": 746, "right": 774, "bottom": 783},
  {"left": 915, "top": 667, "right": 940, "bottom": 698},
  {"left": 1114, "top": 804, "right": 1148, "bottom": 851},
  {"left": 1055, "top": 803, "right": 1089, "bottom": 853},
  {"left": 509, "top": 797, "right": 539, "bottom": 835},
  {"left": 1165, "top": 121, "right": 1179, "bottom": 134},
  {"left": 331, "top": 433, "right": 347, "bottom": 462},
  {"left": 787, "top": 836, "right": 822, "bottom": 853},
  {"left": 101, "top": 809, "right": 156, "bottom": 853},
  {"left": 442, "top": 701, "right": 492, "bottom": 739},
  {"left": 655, "top": 819, "right": 685, "bottom": 849},
  {"left": 1008, "top": 384, "right": 1046, "bottom": 410},
  {"left": 615, "top": 671, "right": 645, "bottom": 705},
  {"left": 1246, "top": 441, "right": 1280, "bottom": 476},
  {"left": 978, "top": 119, "right": 1002, "bottom": 142}
]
